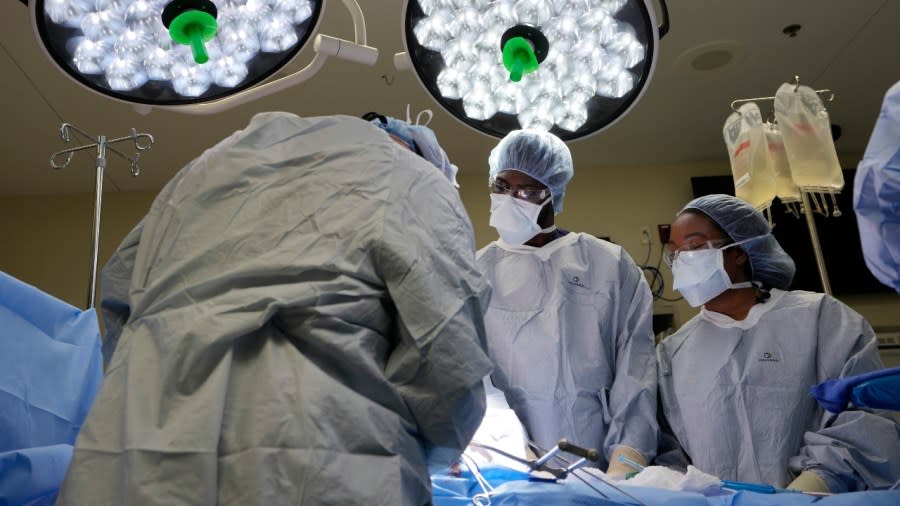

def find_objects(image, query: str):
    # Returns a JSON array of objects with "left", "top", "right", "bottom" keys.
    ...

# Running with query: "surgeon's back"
[{"left": 58, "top": 113, "right": 492, "bottom": 506}]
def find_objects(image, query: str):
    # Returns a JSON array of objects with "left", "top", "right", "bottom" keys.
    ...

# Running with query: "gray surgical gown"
[
  {"left": 57, "top": 113, "right": 493, "bottom": 506},
  {"left": 476, "top": 233, "right": 658, "bottom": 466},
  {"left": 658, "top": 289, "right": 900, "bottom": 491}
]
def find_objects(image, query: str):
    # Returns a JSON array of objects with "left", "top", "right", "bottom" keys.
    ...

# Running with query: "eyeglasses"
[
  {"left": 490, "top": 180, "right": 551, "bottom": 203},
  {"left": 663, "top": 238, "right": 733, "bottom": 267}
]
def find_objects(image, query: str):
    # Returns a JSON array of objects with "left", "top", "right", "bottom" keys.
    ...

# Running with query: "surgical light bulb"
[
  {"left": 171, "top": 62, "right": 212, "bottom": 96},
  {"left": 46, "top": 0, "right": 92, "bottom": 27},
  {"left": 212, "top": 56, "right": 249, "bottom": 87},
  {"left": 436, "top": 66, "right": 470, "bottom": 99},
  {"left": 595, "top": 0, "right": 627, "bottom": 15},
  {"left": 73, "top": 38, "right": 113, "bottom": 73},
  {"left": 106, "top": 57, "right": 149, "bottom": 90},
  {"left": 413, "top": 9, "right": 455, "bottom": 51},
  {"left": 275, "top": 0, "right": 313, "bottom": 24},
  {"left": 453, "top": 7, "right": 483, "bottom": 44},
  {"left": 597, "top": 71, "right": 634, "bottom": 98},
  {"left": 114, "top": 30, "right": 152, "bottom": 60},
  {"left": 463, "top": 84, "right": 498, "bottom": 121},
  {"left": 81, "top": 10, "right": 124, "bottom": 40},
  {"left": 123, "top": 1, "right": 159, "bottom": 31},
  {"left": 93, "top": 0, "right": 126, "bottom": 16},
  {"left": 220, "top": 23, "right": 261, "bottom": 62},
  {"left": 558, "top": 103, "right": 588, "bottom": 132},
  {"left": 513, "top": 0, "right": 552, "bottom": 26},
  {"left": 259, "top": 16, "right": 298, "bottom": 52},
  {"left": 144, "top": 45, "right": 177, "bottom": 80}
]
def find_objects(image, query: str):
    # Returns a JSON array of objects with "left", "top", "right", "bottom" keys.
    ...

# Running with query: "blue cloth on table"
[
  {"left": 432, "top": 470, "right": 900, "bottom": 506},
  {"left": 0, "top": 272, "right": 103, "bottom": 505},
  {"left": 725, "top": 490, "right": 900, "bottom": 506},
  {"left": 0, "top": 445, "right": 73, "bottom": 506},
  {"left": 811, "top": 367, "right": 900, "bottom": 413}
]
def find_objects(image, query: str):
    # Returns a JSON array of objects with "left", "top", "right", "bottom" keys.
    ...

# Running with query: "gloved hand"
[
  {"left": 788, "top": 471, "right": 831, "bottom": 493},
  {"left": 606, "top": 446, "right": 646, "bottom": 479}
]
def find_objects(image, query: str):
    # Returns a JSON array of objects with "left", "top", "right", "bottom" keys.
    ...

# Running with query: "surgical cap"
[
  {"left": 488, "top": 129, "right": 574, "bottom": 213},
  {"left": 681, "top": 194, "right": 796, "bottom": 290},
  {"left": 370, "top": 116, "right": 459, "bottom": 188}
]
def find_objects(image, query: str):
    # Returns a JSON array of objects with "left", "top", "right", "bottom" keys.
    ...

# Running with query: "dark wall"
[{"left": 691, "top": 170, "right": 893, "bottom": 295}]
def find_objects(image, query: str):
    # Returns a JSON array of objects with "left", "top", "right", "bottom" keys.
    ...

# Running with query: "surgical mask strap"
[
  {"left": 535, "top": 196, "right": 554, "bottom": 232},
  {"left": 721, "top": 234, "right": 765, "bottom": 252},
  {"left": 405, "top": 104, "right": 434, "bottom": 126},
  {"left": 721, "top": 236, "right": 766, "bottom": 288}
]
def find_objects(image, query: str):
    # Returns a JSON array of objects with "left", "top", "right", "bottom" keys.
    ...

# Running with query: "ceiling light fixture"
[
  {"left": 397, "top": 0, "right": 669, "bottom": 140},
  {"left": 29, "top": 0, "right": 378, "bottom": 114}
]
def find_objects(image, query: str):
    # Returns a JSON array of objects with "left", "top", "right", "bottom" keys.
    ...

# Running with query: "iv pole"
[
  {"left": 729, "top": 77, "right": 837, "bottom": 294},
  {"left": 49, "top": 123, "right": 154, "bottom": 309},
  {"left": 799, "top": 191, "right": 832, "bottom": 294}
]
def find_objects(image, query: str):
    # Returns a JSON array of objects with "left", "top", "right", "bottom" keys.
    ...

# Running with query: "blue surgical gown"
[
  {"left": 476, "top": 233, "right": 658, "bottom": 467},
  {"left": 58, "top": 113, "right": 494, "bottom": 506},
  {"left": 854, "top": 80, "right": 900, "bottom": 292},
  {"left": 658, "top": 289, "right": 900, "bottom": 492}
]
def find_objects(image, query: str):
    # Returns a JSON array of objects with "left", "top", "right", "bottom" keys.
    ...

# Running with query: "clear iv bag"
[
  {"left": 773, "top": 83, "right": 845, "bottom": 191},
  {"left": 764, "top": 122, "right": 801, "bottom": 203},
  {"left": 723, "top": 102, "right": 776, "bottom": 211}
]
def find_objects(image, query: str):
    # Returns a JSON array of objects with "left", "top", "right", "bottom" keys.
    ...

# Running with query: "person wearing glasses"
[
  {"left": 475, "top": 129, "right": 658, "bottom": 477},
  {"left": 658, "top": 193, "right": 900, "bottom": 493}
]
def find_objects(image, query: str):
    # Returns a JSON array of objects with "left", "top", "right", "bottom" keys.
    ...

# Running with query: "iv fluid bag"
[
  {"left": 765, "top": 122, "right": 801, "bottom": 203},
  {"left": 774, "top": 83, "right": 844, "bottom": 191},
  {"left": 724, "top": 102, "right": 776, "bottom": 210}
]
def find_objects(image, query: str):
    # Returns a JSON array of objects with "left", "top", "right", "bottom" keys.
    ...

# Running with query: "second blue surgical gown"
[
  {"left": 855, "top": 80, "right": 900, "bottom": 292},
  {"left": 658, "top": 289, "right": 900, "bottom": 492},
  {"left": 476, "top": 233, "right": 658, "bottom": 467}
]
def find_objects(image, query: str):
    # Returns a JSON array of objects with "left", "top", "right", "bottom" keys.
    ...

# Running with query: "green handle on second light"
[
  {"left": 189, "top": 28, "right": 208, "bottom": 64},
  {"left": 168, "top": 9, "right": 218, "bottom": 64},
  {"left": 502, "top": 36, "right": 540, "bottom": 82}
]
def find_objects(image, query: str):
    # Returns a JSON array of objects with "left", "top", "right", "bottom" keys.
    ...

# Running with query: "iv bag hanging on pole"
[
  {"left": 723, "top": 102, "right": 776, "bottom": 212},
  {"left": 765, "top": 121, "right": 802, "bottom": 216},
  {"left": 774, "top": 83, "right": 845, "bottom": 193},
  {"left": 774, "top": 81, "right": 842, "bottom": 294}
]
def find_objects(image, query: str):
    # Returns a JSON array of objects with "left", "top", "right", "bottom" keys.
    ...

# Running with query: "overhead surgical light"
[
  {"left": 29, "top": 0, "right": 378, "bottom": 114},
  {"left": 399, "top": 0, "right": 669, "bottom": 140}
]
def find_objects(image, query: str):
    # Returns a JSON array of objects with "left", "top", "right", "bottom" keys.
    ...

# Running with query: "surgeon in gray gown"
[
  {"left": 659, "top": 194, "right": 900, "bottom": 493},
  {"left": 58, "top": 112, "right": 493, "bottom": 506},
  {"left": 476, "top": 129, "right": 658, "bottom": 476}
]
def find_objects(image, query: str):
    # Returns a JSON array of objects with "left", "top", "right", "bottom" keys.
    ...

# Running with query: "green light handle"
[
  {"left": 168, "top": 9, "right": 218, "bottom": 65},
  {"left": 189, "top": 27, "right": 208, "bottom": 64},
  {"left": 502, "top": 36, "right": 540, "bottom": 83},
  {"left": 509, "top": 58, "right": 525, "bottom": 82}
]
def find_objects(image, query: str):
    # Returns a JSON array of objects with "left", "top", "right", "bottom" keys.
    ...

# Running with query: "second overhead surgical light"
[{"left": 403, "top": 0, "right": 666, "bottom": 139}]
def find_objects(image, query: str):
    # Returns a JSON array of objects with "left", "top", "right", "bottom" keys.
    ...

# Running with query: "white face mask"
[
  {"left": 672, "top": 240, "right": 755, "bottom": 307},
  {"left": 489, "top": 194, "right": 553, "bottom": 245}
]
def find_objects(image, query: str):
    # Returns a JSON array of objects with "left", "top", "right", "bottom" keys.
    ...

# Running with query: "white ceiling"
[{"left": 1, "top": 0, "right": 899, "bottom": 196}]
